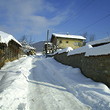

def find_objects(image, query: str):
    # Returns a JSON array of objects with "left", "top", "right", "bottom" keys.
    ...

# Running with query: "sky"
[{"left": 0, "top": 0, "right": 110, "bottom": 43}]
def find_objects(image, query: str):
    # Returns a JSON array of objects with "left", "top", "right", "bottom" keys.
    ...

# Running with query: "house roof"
[
  {"left": 87, "top": 37, "right": 110, "bottom": 46},
  {"left": 0, "top": 31, "right": 21, "bottom": 46},
  {"left": 52, "top": 33, "right": 86, "bottom": 40}
]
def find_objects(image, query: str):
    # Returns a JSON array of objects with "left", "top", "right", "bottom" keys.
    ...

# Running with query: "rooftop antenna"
[{"left": 67, "top": 32, "right": 69, "bottom": 35}]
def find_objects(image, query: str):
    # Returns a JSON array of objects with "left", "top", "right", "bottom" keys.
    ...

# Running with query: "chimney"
[{"left": 67, "top": 32, "right": 69, "bottom": 35}]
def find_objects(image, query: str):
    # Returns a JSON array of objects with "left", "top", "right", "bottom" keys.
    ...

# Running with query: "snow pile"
[
  {"left": 50, "top": 49, "right": 62, "bottom": 55},
  {"left": 0, "top": 56, "right": 34, "bottom": 110},
  {"left": 51, "top": 47, "right": 73, "bottom": 55},
  {"left": 58, "top": 47, "right": 73, "bottom": 54},
  {"left": 85, "top": 43, "right": 110, "bottom": 56},
  {"left": 0, "top": 31, "right": 21, "bottom": 46},
  {"left": 68, "top": 44, "right": 92, "bottom": 56}
]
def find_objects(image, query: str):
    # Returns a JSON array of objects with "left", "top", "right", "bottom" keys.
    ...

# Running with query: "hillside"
[{"left": 32, "top": 41, "right": 46, "bottom": 52}]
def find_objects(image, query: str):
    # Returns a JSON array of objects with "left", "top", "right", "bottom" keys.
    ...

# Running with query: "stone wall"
[{"left": 54, "top": 52, "right": 110, "bottom": 87}]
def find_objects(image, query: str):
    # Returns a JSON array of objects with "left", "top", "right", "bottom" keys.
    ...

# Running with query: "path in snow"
[
  {"left": 0, "top": 55, "right": 110, "bottom": 110},
  {"left": 27, "top": 56, "right": 91, "bottom": 110}
]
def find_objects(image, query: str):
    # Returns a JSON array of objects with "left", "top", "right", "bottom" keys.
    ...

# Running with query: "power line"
[
  {"left": 76, "top": 13, "right": 110, "bottom": 33},
  {"left": 59, "top": 0, "right": 95, "bottom": 27},
  {"left": 51, "top": 0, "right": 75, "bottom": 18}
]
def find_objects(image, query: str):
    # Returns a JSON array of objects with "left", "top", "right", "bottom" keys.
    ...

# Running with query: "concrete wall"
[{"left": 54, "top": 52, "right": 110, "bottom": 87}]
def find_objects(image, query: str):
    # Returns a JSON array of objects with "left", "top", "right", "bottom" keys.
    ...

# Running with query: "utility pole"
[
  {"left": 46, "top": 29, "right": 49, "bottom": 57},
  {"left": 107, "top": 32, "right": 109, "bottom": 37}
]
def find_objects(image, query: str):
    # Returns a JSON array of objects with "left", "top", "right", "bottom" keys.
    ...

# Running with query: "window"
[
  {"left": 66, "top": 41, "right": 69, "bottom": 43},
  {"left": 78, "top": 42, "right": 82, "bottom": 46},
  {"left": 74, "top": 42, "right": 82, "bottom": 46},
  {"left": 74, "top": 42, "right": 78, "bottom": 46},
  {"left": 59, "top": 40, "right": 62, "bottom": 43}
]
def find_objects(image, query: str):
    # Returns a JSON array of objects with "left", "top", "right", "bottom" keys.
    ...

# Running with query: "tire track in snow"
[
  {"left": 39, "top": 58, "right": 91, "bottom": 110},
  {"left": 26, "top": 56, "right": 91, "bottom": 110}
]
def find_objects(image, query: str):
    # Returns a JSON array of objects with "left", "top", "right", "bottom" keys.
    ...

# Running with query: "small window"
[
  {"left": 78, "top": 42, "right": 81, "bottom": 46},
  {"left": 59, "top": 40, "right": 62, "bottom": 43},
  {"left": 74, "top": 42, "right": 78, "bottom": 46},
  {"left": 66, "top": 41, "right": 69, "bottom": 43}
]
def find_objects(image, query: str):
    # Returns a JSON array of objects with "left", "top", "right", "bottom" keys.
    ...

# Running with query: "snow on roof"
[
  {"left": 67, "top": 42, "right": 110, "bottom": 56},
  {"left": 52, "top": 33, "right": 86, "bottom": 40},
  {"left": 44, "top": 42, "right": 52, "bottom": 45},
  {"left": 23, "top": 45, "right": 35, "bottom": 50},
  {"left": 87, "top": 37, "right": 110, "bottom": 46},
  {"left": 0, "top": 31, "right": 21, "bottom": 46},
  {"left": 68, "top": 44, "right": 93, "bottom": 56},
  {"left": 58, "top": 47, "right": 73, "bottom": 54},
  {"left": 85, "top": 43, "right": 110, "bottom": 56}
]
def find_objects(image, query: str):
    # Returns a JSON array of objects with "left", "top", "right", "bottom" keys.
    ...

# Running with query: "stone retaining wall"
[{"left": 54, "top": 52, "right": 110, "bottom": 87}]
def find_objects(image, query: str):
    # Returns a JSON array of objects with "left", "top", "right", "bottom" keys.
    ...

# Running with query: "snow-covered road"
[
  {"left": 27, "top": 56, "right": 90, "bottom": 110},
  {"left": 0, "top": 54, "right": 110, "bottom": 110}
]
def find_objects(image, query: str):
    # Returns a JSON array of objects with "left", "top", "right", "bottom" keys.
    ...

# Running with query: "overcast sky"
[{"left": 0, "top": 0, "right": 110, "bottom": 42}]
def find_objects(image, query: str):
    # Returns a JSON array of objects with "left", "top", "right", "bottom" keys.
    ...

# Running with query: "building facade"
[{"left": 51, "top": 33, "right": 86, "bottom": 52}]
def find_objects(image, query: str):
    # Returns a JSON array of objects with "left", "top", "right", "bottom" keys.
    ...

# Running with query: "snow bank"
[
  {"left": 58, "top": 47, "right": 73, "bottom": 54},
  {"left": 51, "top": 47, "right": 73, "bottom": 55},
  {"left": 0, "top": 31, "right": 21, "bottom": 46},
  {"left": 0, "top": 56, "right": 34, "bottom": 110},
  {"left": 68, "top": 44, "right": 92, "bottom": 56},
  {"left": 50, "top": 49, "right": 62, "bottom": 55},
  {"left": 85, "top": 43, "right": 110, "bottom": 56}
]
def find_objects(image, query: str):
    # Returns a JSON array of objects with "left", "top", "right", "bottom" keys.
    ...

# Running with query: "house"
[
  {"left": 43, "top": 42, "right": 53, "bottom": 54},
  {"left": 0, "top": 31, "right": 22, "bottom": 68},
  {"left": 50, "top": 33, "right": 86, "bottom": 52},
  {"left": 21, "top": 41, "right": 36, "bottom": 55}
]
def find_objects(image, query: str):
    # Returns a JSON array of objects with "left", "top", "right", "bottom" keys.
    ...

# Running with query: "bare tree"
[
  {"left": 81, "top": 32, "right": 88, "bottom": 39},
  {"left": 81, "top": 32, "right": 88, "bottom": 45},
  {"left": 81, "top": 32, "right": 96, "bottom": 43},
  {"left": 89, "top": 34, "right": 95, "bottom": 42},
  {"left": 19, "top": 35, "right": 34, "bottom": 45},
  {"left": 19, "top": 35, "right": 27, "bottom": 42}
]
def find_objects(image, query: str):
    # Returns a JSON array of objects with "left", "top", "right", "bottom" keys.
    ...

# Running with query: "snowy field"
[{"left": 0, "top": 54, "right": 110, "bottom": 110}]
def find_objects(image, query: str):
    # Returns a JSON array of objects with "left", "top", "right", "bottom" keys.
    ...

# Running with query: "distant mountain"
[{"left": 32, "top": 41, "right": 46, "bottom": 52}]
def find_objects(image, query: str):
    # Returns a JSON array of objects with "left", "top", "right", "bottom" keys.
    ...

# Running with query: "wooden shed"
[{"left": 0, "top": 31, "right": 22, "bottom": 68}]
